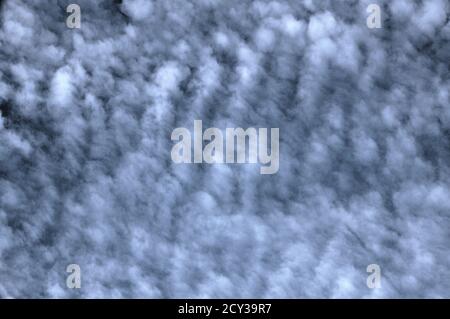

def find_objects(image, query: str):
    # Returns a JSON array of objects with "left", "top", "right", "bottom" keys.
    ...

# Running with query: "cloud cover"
[{"left": 0, "top": 0, "right": 449, "bottom": 297}]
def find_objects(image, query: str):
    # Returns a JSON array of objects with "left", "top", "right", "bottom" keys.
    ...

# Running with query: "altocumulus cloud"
[{"left": 0, "top": 0, "right": 449, "bottom": 298}]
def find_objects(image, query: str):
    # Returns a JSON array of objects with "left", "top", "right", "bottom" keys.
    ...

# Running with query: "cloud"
[{"left": 0, "top": 0, "right": 449, "bottom": 298}]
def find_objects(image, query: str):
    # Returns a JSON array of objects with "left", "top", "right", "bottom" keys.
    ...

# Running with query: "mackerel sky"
[{"left": 0, "top": 0, "right": 449, "bottom": 298}]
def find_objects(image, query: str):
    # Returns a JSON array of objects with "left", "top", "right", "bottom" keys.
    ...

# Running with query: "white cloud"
[{"left": 0, "top": 0, "right": 449, "bottom": 298}]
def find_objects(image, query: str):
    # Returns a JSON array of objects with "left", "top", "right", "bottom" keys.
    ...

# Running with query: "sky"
[{"left": 0, "top": 0, "right": 449, "bottom": 298}]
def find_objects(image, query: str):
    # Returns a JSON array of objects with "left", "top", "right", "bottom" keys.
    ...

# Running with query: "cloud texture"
[{"left": 0, "top": 0, "right": 449, "bottom": 298}]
